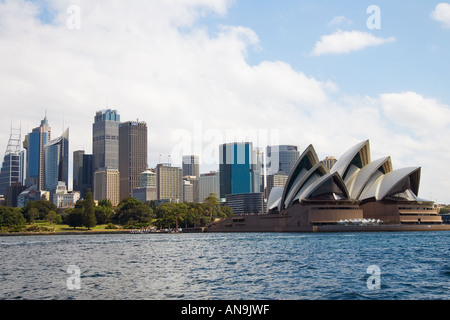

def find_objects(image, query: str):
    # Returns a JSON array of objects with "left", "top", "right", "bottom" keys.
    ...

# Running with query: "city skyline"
[{"left": 1, "top": 1, "right": 450, "bottom": 203}]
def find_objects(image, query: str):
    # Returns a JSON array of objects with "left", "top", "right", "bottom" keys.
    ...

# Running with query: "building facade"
[
  {"left": 53, "top": 181, "right": 80, "bottom": 208},
  {"left": 73, "top": 151, "right": 94, "bottom": 198},
  {"left": 132, "top": 187, "right": 157, "bottom": 203},
  {"left": 322, "top": 156, "right": 337, "bottom": 171},
  {"left": 0, "top": 127, "right": 25, "bottom": 199},
  {"left": 17, "top": 186, "right": 50, "bottom": 208},
  {"left": 73, "top": 150, "right": 84, "bottom": 192},
  {"left": 265, "top": 173, "right": 288, "bottom": 199},
  {"left": 225, "top": 192, "right": 264, "bottom": 216},
  {"left": 132, "top": 169, "right": 157, "bottom": 203},
  {"left": 199, "top": 171, "right": 220, "bottom": 203},
  {"left": 182, "top": 155, "right": 200, "bottom": 178},
  {"left": 156, "top": 164, "right": 183, "bottom": 202},
  {"left": 119, "top": 121, "right": 148, "bottom": 200},
  {"left": 92, "top": 109, "right": 121, "bottom": 172},
  {"left": 183, "top": 179, "right": 194, "bottom": 203},
  {"left": 44, "top": 128, "right": 69, "bottom": 193},
  {"left": 94, "top": 168, "right": 120, "bottom": 206},
  {"left": 0, "top": 152, "right": 24, "bottom": 194},
  {"left": 23, "top": 116, "right": 51, "bottom": 190},
  {"left": 139, "top": 169, "right": 156, "bottom": 188},
  {"left": 266, "top": 145, "right": 300, "bottom": 176},
  {"left": 219, "top": 142, "right": 259, "bottom": 199}
]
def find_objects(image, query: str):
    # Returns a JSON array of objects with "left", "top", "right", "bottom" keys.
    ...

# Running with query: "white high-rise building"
[{"left": 199, "top": 171, "right": 220, "bottom": 203}]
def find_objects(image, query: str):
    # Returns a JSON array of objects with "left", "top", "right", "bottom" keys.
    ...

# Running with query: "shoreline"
[
  {"left": 0, "top": 230, "right": 131, "bottom": 237},
  {"left": 0, "top": 227, "right": 206, "bottom": 237},
  {"left": 1, "top": 225, "right": 450, "bottom": 236}
]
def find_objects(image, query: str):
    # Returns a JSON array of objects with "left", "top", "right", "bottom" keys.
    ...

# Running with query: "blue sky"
[
  {"left": 1, "top": 0, "right": 450, "bottom": 202},
  {"left": 204, "top": 1, "right": 450, "bottom": 100}
]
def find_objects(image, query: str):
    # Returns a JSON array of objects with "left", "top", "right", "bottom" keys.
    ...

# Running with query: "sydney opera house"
[{"left": 206, "top": 140, "right": 448, "bottom": 232}]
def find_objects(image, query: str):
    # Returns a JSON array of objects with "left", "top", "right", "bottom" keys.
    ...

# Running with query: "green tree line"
[{"left": 0, "top": 191, "right": 233, "bottom": 232}]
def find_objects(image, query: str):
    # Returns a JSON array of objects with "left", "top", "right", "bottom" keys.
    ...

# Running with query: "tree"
[
  {"left": 217, "top": 206, "right": 234, "bottom": 219},
  {"left": 21, "top": 200, "right": 57, "bottom": 220},
  {"left": 81, "top": 189, "right": 97, "bottom": 230},
  {"left": 113, "top": 197, "right": 154, "bottom": 227},
  {"left": 0, "top": 206, "right": 26, "bottom": 231},
  {"left": 26, "top": 208, "right": 40, "bottom": 224},
  {"left": 173, "top": 203, "right": 188, "bottom": 230},
  {"left": 155, "top": 202, "right": 190, "bottom": 229},
  {"left": 95, "top": 199, "right": 114, "bottom": 225},
  {"left": 146, "top": 200, "right": 158, "bottom": 211},
  {"left": 204, "top": 193, "right": 220, "bottom": 221},
  {"left": 204, "top": 193, "right": 219, "bottom": 211},
  {"left": 46, "top": 210, "right": 58, "bottom": 224},
  {"left": 66, "top": 208, "right": 83, "bottom": 229}
]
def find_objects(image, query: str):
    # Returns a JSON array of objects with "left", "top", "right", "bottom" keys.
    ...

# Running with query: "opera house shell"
[{"left": 206, "top": 140, "right": 447, "bottom": 233}]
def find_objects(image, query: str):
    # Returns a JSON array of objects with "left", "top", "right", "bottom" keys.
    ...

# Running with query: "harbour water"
[{"left": 0, "top": 231, "right": 449, "bottom": 300}]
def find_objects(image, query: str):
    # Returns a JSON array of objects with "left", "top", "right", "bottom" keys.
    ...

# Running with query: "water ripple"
[{"left": 0, "top": 232, "right": 449, "bottom": 300}]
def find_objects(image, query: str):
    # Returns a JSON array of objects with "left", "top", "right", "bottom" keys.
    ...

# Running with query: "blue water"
[{"left": 0, "top": 232, "right": 449, "bottom": 300}]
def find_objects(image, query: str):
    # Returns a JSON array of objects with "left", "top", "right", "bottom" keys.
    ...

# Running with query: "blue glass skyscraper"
[
  {"left": 219, "top": 142, "right": 258, "bottom": 199},
  {"left": 23, "top": 116, "right": 51, "bottom": 190},
  {"left": 266, "top": 145, "right": 300, "bottom": 176},
  {"left": 44, "top": 128, "right": 69, "bottom": 193}
]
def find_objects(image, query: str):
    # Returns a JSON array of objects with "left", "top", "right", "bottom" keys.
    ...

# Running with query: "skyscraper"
[
  {"left": 73, "top": 150, "right": 84, "bottom": 192},
  {"left": 219, "top": 142, "right": 258, "bottom": 199},
  {"left": 23, "top": 116, "right": 51, "bottom": 190},
  {"left": 156, "top": 163, "right": 183, "bottom": 202},
  {"left": 92, "top": 109, "right": 121, "bottom": 172},
  {"left": 322, "top": 156, "right": 337, "bottom": 170},
  {"left": 0, "top": 127, "right": 25, "bottom": 197},
  {"left": 73, "top": 150, "right": 94, "bottom": 198},
  {"left": 44, "top": 128, "right": 69, "bottom": 193},
  {"left": 119, "top": 121, "right": 148, "bottom": 200},
  {"left": 132, "top": 169, "right": 157, "bottom": 203},
  {"left": 199, "top": 171, "right": 220, "bottom": 203},
  {"left": 266, "top": 145, "right": 300, "bottom": 176},
  {"left": 94, "top": 168, "right": 120, "bottom": 206},
  {"left": 182, "top": 155, "right": 200, "bottom": 178}
]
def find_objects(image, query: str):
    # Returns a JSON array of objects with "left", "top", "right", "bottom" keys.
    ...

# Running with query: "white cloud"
[
  {"left": 0, "top": 0, "right": 333, "bottom": 166},
  {"left": 380, "top": 92, "right": 450, "bottom": 130},
  {"left": 311, "top": 30, "right": 396, "bottom": 56},
  {"left": 0, "top": 1, "right": 450, "bottom": 203},
  {"left": 431, "top": 3, "right": 450, "bottom": 28}
]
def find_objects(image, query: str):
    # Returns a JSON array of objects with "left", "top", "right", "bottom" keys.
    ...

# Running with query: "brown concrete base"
[{"left": 205, "top": 213, "right": 450, "bottom": 233}]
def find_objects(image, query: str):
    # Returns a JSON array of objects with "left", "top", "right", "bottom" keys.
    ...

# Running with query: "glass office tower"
[
  {"left": 266, "top": 145, "right": 300, "bottom": 176},
  {"left": 23, "top": 116, "right": 51, "bottom": 190},
  {"left": 182, "top": 155, "right": 200, "bottom": 178},
  {"left": 219, "top": 142, "right": 258, "bottom": 199},
  {"left": 73, "top": 150, "right": 94, "bottom": 198},
  {"left": 44, "top": 128, "right": 69, "bottom": 193},
  {"left": 92, "top": 109, "right": 121, "bottom": 172}
]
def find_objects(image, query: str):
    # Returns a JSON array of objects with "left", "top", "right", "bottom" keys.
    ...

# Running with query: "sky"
[{"left": 0, "top": 0, "right": 450, "bottom": 203}]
